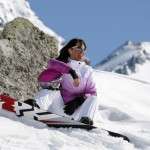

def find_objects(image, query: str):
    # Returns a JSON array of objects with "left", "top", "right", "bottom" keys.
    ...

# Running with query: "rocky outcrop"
[
  {"left": 0, "top": 30, "right": 2, "bottom": 39},
  {"left": 0, "top": 17, "right": 59, "bottom": 100}
]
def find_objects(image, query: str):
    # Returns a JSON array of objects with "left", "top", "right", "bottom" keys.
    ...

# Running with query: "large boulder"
[
  {"left": 0, "top": 17, "right": 59, "bottom": 100},
  {"left": 0, "top": 30, "right": 2, "bottom": 39}
]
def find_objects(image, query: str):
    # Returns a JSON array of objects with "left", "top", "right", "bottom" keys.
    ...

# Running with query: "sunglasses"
[{"left": 71, "top": 46, "right": 86, "bottom": 53}]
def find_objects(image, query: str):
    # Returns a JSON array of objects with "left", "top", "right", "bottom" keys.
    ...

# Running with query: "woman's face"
[{"left": 69, "top": 47, "right": 85, "bottom": 61}]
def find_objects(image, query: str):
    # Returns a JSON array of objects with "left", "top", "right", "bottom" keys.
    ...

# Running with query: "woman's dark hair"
[{"left": 56, "top": 38, "right": 86, "bottom": 63}]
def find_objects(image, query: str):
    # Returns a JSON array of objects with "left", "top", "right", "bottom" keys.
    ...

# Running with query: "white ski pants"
[
  {"left": 34, "top": 89, "right": 98, "bottom": 121},
  {"left": 34, "top": 89, "right": 65, "bottom": 115},
  {"left": 71, "top": 95, "right": 98, "bottom": 120}
]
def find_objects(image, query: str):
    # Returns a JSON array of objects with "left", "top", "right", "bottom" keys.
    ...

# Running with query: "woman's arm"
[
  {"left": 47, "top": 59, "right": 71, "bottom": 73},
  {"left": 48, "top": 59, "right": 79, "bottom": 79},
  {"left": 38, "top": 59, "right": 79, "bottom": 84},
  {"left": 84, "top": 70, "right": 97, "bottom": 97}
]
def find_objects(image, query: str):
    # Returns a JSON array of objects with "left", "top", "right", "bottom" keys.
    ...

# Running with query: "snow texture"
[{"left": 1, "top": 70, "right": 150, "bottom": 150}]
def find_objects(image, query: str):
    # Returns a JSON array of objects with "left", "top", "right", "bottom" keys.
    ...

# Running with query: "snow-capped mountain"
[
  {"left": 95, "top": 41, "right": 150, "bottom": 82},
  {"left": 0, "top": 0, "right": 63, "bottom": 44}
]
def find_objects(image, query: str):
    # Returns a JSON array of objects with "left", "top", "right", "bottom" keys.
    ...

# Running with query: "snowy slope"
[
  {"left": 0, "top": 0, "right": 63, "bottom": 44},
  {"left": 1, "top": 70, "right": 150, "bottom": 150},
  {"left": 95, "top": 41, "right": 150, "bottom": 83}
]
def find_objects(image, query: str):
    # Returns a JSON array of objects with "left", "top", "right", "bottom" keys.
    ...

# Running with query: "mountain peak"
[
  {"left": 95, "top": 41, "right": 150, "bottom": 78},
  {"left": 0, "top": 0, "right": 63, "bottom": 44},
  {"left": 124, "top": 40, "right": 133, "bottom": 46}
]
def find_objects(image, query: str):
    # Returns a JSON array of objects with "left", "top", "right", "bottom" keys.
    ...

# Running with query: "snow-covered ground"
[
  {"left": 1, "top": 70, "right": 150, "bottom": 150},
  {"left": 130, "top": 61, "right": 150, "bottom": 84}
]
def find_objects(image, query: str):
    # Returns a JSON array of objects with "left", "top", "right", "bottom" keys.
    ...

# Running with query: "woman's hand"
[
  {"left": 64, "top": 96, "right": 86, "bottom": 115},
  {"left": 73, "top": 78, "right": 80, "bottom": 87}
]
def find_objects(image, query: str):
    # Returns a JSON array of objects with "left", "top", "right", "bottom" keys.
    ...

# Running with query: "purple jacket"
[
  {"left": 38, "top": 59, "right": 97, "bottom": 104},
  {"left": 38, "top": 59, "right": 77, "bottom": 82},
  {"left": 60, "top": 59, "right": 97, "bottom": 104}
]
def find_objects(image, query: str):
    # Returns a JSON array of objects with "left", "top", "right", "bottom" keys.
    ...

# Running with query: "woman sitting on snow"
[{"left": 33, "top": 38, "right": 97, "bottom": 125}]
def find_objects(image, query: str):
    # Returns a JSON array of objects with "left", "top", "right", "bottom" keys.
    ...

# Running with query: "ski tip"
[
  {"left": 108, "top": 131, "right": 130, "bottom": 142},
  {"left": 123, "top": 136, "right": 130, "bottom": 142}
]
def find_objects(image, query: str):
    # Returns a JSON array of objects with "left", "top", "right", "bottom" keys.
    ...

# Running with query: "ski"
[
  {"left": 0, "top": 93, "right": 129, "bottom": 142},
  {"left": 0, "top": 93, "right": 95, "bottom": 130}
]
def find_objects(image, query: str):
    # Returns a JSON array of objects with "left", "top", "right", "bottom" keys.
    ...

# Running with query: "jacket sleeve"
[
  {"left": 84, "top": 69, "right": 97, "bottom": 98},
  {"left": 48, "top": 59, "right": 78, "bottom": 79}
]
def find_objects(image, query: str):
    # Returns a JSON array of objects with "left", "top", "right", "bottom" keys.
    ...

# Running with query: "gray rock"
[
  {"left": 0, "top": 30, "right": 2, "bottom": 39},
  {"left": 0, "top": 17, "right": 59, "bottom": 100}
]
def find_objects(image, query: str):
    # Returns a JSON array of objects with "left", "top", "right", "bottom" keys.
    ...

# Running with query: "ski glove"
[{"left": 64, "top": 96, "right": 86, "bottom": 115}]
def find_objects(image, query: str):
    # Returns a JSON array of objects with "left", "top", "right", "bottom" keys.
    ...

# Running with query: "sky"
[{"left": 28, "top": 0, "right": 150, "bottom": 66}]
